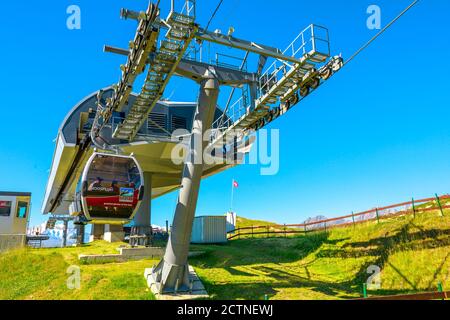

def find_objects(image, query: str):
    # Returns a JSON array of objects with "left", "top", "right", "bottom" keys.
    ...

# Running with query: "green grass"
[
  {"left": 190, "top": 209, "right": 450, "bottom": 300},
  {"left": 0, "top": 241, "right": 157, "bottom": 300},
  {"left": 236, "top": 216, "right": 278, "bottom": 229},
  {"left": 0, "top": 207, "right": 449, "bottom": 300}
]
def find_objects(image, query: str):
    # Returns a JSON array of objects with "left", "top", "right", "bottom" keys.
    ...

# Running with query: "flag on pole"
[{"left": 230, "top": 179, "right": 238, "bottom": 212}]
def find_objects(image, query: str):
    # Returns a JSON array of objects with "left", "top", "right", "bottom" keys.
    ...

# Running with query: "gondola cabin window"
[{"left": 0, "top": 201, "right": 12, "bottom": 217}]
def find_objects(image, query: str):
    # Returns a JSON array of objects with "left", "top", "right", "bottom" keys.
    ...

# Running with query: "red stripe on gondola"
[{"left": 86, "top": 193, "right": 139, "bottom": 207}]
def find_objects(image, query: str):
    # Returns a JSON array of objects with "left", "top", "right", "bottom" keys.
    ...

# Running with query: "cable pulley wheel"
[
  {"left": 255, "top": 118, "right": 265, "bottom": 131},
  {"left": 273, "top": 108, "right": 280, "bottom": 118},
  {"left": 265, "top": 112, "right": 274, "bottom": 123},
  {"left": 320, "top": 67, "right": 332, "bottom": 80},
  {"left": 289, "top": 93, "right": 300, "bottom": 106},
  {"left": 300, "top": 85, "right": 310, "bottom": 97},
  {"left": 332, "top": 57, "right": 344, "bottom": 72},
  {"left": 284, "top": 100, "right": 291, "bottom": 111},
  {"left": 310, "top": 77, "right": 320, "bottom": 90}
]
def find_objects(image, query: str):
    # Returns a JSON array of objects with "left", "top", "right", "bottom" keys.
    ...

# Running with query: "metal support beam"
[
  {"left": 132, "top": 172, "right": 153, "bottom": 246},
  {"left": 257, "top": 55, "right": 268, "bottom": 75},
  {"left": 126, "top": 20, "right": 303, "bottom": 65},
  {"left": 76, "top": 224, "right": 85, "bottom": 245},
  {"left": 222, "top": 51, "right": 250, "bottom": 114},
  {"left": 103, "top": 45, "right": 129, "bottom": 56},
  {"left": 149, "top": 73, "right": 220, "bottom": 294},
  {"left": 175, "top": 59, "right": 256, "bottom": 86},
  {"left": 120, "top": 8, "right": 146, "bottom": 21},
  {"left": 195, "top": 28, "right": 303, "bottom": 64},
  {"left": 104, "top": 45, "right": 257, "bottom": 87},
  {"left": 62, "top": 220, "right": 68, "bottom": 247},
  {"left": 134, "top": 172, "right": 152, "bottom": 227}
]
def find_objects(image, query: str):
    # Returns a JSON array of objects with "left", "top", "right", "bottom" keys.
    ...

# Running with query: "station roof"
[{"left": 0, "top": 191, "right": 32, "bottom": 197}]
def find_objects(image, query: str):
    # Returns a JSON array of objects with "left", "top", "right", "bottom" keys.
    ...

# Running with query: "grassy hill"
[
  {"left": 0, "top": 206, "right": 449, "bottom": 300},
  {"left": 236, "top": 216, "right": 278, "bottom": 229},
  {"left": 193, "top": 209, "right": 450, "bottom": 299}
]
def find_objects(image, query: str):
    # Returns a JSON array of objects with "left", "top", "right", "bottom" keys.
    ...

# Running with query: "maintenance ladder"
[{"left": 113, "top": 11, "right": 197, "bottom": 140}]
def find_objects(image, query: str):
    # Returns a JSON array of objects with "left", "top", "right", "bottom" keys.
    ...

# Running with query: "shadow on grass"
[
  {"left": 315, "top": 227, "right": 450, "bottom": 259},
  {"left": 192, "top": 220, "right": 450, "bottom": 300},
  {"left": 191, "top": 232, "right": 343, "bottom": 269},
  {"left": 335, "top": 222, "right": 450, "bottom": 295},
  {"left": 191, "top": 232, "right": 357, "bottom": 299}
]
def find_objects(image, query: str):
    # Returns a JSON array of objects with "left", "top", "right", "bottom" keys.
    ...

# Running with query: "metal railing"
[
  {"left": 283, "top": 24, "right": 330, "bottom": 58},
  {"left": 179, "top": 0, "right": 196, "bottom": 18},
  {"left": 258, "top": 24, "right": 330, "bottom": 98},
  {"left": 170, "top": 0, "right": 196, "bottom": 19},
  {"left": 111, "top": 116, "right": 182, "bottom": 142},
  {"left": 210, "top": 96, "right": 247, "bottom": 141},
  {"left": 209, "top": 24, "right": 332, "bottom": 145},
  {"left": 214, "top": 53, "right": 249, "bottom": 71}
]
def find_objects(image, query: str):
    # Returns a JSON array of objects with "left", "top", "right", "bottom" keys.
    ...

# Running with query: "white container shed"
[{"left": 191, "top": 215, "right": 227, "bottom": 244}]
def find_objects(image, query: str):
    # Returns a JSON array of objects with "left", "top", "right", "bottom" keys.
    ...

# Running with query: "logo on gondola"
[
  {"left": 119, "top": 187, "right": 134, "bottom": 203},
  {"left": 91, "top": 186, "right": 114, "bottom": 192}
]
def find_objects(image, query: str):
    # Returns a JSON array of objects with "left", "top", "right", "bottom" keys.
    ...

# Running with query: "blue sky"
[{"left": 0, "top": 0, "right": 449, "bottom": 228}]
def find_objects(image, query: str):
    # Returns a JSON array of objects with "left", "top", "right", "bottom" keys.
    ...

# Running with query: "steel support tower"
[{"left": 92, "top": 0, "right": 344, "bottom": 295}]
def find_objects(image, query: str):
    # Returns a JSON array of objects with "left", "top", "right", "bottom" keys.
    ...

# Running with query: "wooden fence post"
[
  {"left": 435, "top": 194, "right": 444, "bottom": 217},
  {"left": 412, "top": 197, "right": 416, "bottom": 219},
  {"left": 284, "top": 224, "right": 287, "bottom": 238},
  {"left": 267, "top": 225, "right": 269, "bottom": 238},
  {"left": 437, "top": 282, "right": 444, "bottom": 300},
  {"left": 375, "top": 208, "right": 380, "bottom": 223},
  {"left": 352, "top": 211, "right": 355, "bottom": 227},
  {"left": 251, "top": 225, "right": 254, "bottom": 238}
]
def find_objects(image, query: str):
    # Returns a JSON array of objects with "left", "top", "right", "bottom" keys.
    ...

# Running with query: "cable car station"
[{"left": 42, "top": 0, "right": 344, "bottom": 297}]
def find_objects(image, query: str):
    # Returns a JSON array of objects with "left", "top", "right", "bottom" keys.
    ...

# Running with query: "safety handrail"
[
  {"left": 258, "top": 24, "right": 330, "bottom": 96},
  {"left": 210, "top": 96, "right": 247, "bottom": 140}
]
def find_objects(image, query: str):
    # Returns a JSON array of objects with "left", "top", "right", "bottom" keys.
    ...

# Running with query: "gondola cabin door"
[{"left": 81, "top": 153, "right": 144, "bottom": 225}]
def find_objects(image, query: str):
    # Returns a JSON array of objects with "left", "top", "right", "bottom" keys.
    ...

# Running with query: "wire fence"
[
  {"left": 356, "top": 290, "right": 449, "bottom": 300},
  {"left": 228, "top": 194, "right": 450, "bottom": 240}
]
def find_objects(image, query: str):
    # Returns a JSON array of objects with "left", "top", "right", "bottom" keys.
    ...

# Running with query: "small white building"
[
  {"left": 191, "top": 216, "right": 228, "bottom": 244},
  {"left": 226, "top": 211, "right": 237, "bottom": 233},
  {"left": 0, "top": 191, "right": 32, "bottom": 252}
]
